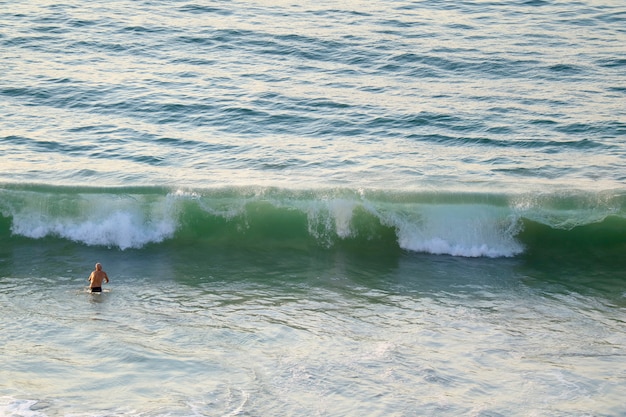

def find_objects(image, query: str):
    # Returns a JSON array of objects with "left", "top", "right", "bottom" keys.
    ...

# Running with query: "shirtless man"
[{"left": 88, "top": 263, "right": 109, "bottom": 293}]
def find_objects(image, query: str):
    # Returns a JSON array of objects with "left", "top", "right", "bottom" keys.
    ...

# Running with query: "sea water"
[{"left": 1, "top": 1, "right": 625, "bottom": 416}]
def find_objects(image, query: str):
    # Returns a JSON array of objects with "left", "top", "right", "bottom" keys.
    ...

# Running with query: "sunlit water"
[
  {"left": 1, "top": 0, "right": 625, "bottom": 190},
  {"left": 2, "top": 250, "right": 625, "bottom": 416},
  {"left": 1, "top": 0, "right": 625, "bottom": 416}
]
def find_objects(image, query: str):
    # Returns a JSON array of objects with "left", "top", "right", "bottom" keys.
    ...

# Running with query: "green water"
[
  {"left": 2, "top": 0, "right": 626, "bottom": 414},
  {"left": 2, "top": 246, "right": 625, "bottom": 416}
]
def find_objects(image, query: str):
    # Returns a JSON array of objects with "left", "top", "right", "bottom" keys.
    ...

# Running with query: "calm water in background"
[
  {"left": 1, "top": 1, "right": 625, "bottom": 416},
  {"left": 2, "top": 0, "right": 625, "bottom": 190}
]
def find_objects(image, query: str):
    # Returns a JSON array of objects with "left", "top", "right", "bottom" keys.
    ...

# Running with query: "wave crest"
[{"left": 1, "top": 185, "right": 624, "bottom": 257}]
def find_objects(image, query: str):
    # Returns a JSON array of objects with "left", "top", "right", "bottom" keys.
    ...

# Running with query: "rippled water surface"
[
  {"left": 2, "top": 250, "right": 625, "bottom": 416},
  {"left": 1, "top": 0, "right": 625, "bottom": 190}
]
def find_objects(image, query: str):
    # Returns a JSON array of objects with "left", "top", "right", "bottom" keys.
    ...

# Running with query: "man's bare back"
[{"left": 88, "top": 263, "right": 109, "bottom": 293}]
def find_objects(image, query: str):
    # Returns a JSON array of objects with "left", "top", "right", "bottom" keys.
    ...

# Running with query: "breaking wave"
[{"left": 1, "top": 184, "right": 624, "bottom": 259}]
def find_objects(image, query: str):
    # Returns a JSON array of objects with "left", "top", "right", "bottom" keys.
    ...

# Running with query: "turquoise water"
[{"left": 1, "top": 1, "right": 626, "bottom": 416}]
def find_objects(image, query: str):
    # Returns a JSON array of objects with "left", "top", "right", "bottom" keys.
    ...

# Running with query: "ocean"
[{"left": 1, "top": 1, "right": 625, "bottom": 416}]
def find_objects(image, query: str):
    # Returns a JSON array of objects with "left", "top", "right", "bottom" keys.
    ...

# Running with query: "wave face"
[{"left": 1, "top": 184, "right": 624, "bottom": 259}]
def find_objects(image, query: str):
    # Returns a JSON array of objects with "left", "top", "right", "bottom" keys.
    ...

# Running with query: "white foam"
[
  {"left": 376, "top": 203, "right": 524, "bottom": 258},
  {"left": 0, "top": 397, "right": 47, "bottom": 417},
  {"left": 304, "top": 198, "right": 356, "bottom": 246},
  {"left": 9, "top": 193, "right": 180, "bottom": 250},
  {"left": 328, "top": 199, "right": 356, "bottom": 239}
]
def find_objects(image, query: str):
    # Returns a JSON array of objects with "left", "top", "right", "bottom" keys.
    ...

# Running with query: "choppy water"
[{"left": 1, "top": 1, "right": 625, "bottom": 416}]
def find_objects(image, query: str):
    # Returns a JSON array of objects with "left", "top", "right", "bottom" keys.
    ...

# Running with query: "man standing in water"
[{"left": 88, "top": 263, "right": 109, "bottom": 293}]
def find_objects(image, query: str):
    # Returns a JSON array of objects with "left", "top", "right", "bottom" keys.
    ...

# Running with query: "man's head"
[{"left": 95, "top": 263, "right": 102, "bottom": 271}]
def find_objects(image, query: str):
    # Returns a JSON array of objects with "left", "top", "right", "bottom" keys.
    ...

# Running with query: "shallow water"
[{"left": 2, "top": 243, "right": 625, "bottom": 416}]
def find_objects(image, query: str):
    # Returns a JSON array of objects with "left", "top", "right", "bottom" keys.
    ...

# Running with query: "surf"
[{"left": 1, "top": 184, "right": 624, "bottom": 260}]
